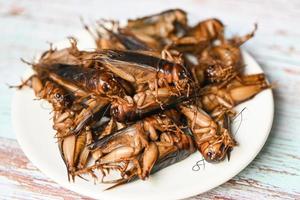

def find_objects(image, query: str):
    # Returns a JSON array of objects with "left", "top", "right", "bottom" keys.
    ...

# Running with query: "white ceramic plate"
[{"left": 12, "top": 28, "right": 274, "bottom": 200}]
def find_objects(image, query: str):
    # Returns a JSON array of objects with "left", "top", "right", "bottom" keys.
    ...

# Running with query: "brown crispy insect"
[
  {"left": 179, "top": 104, "right": 236, "bottom": 162},
  {"left": 200, "top": 24, "right": 257, "bottom": 68},
  {"left": 75, "top": 114, "right": 194, "bottom": 187},
  {"left": 13, "top": 9, "right": 272, "bottom": 189},
  {"left": 12, "top": 75, "right": 73, "bottom": 111},
  {"left": 173, "top": 18, "right": 224, "bottom": 53},
  {"left": 94, "top": 49, "right": 193, "bottom": 94},
  {"left": 200, "top": 73, "right": 270, "bottom": 113},
  {"left": 43, "top": 63, "right": 126, "bottom": 97},
  {"left": 125, "top": 9, "right": 188, "bottom": 48},
  {"left": 199, "top": 113, "right": 236, "bottom": 162},
  {"left": 204, "top": 63, "right": 237, "bottom": 84},
  {"left": 110, "top": 87, "right": 190, "bottom": 123}
]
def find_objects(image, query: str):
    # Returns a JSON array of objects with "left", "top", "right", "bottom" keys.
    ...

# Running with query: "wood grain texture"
[
  {"left": 0, "top": 137, "right": 91, "bottom": 200},
  {"left": 0, "top": 0, "right": 300, "bottom": 199}
]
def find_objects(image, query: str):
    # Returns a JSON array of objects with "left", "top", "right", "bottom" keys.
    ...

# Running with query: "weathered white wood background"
[{"left": 0, "top": 0, "right": 300, "bottom": 199}]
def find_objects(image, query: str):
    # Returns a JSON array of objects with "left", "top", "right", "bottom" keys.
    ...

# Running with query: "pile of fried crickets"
[{"left": 16, "top": 9, "right": 271, "bottom": 189}]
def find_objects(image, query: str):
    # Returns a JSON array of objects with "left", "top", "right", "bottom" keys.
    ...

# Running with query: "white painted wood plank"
[{"left": 0, "top": 0, "right": 299, "bottom": 199}]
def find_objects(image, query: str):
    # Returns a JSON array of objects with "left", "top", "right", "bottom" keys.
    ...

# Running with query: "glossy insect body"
[
  {"left": 112, "top": 30, "right": 151, "bottom": 51},
  {"left": 15, "top": 75, "right": 73, "bottom": 111},
  {"left": 189, "top": 18, "right": 224, "bottom": 43},
  {"left": 94, "top": 49, "right": 192, "bottom": 94},
  {"left": 179, "top": 104, "right": 218, "bottom": 145},
  {"left": 110, "top": 87, "right": 190, "bottom": 123},
  {"left": 126, "top": 9, "right": 188, "bottom": 48},
  {"left": 45, "top": 64, "right": 125, "bottom": 97},
  {"left": 85, "top": 19, "right": 151, "bottom": 51},
  {"left": 58, "top": 128, "right": 92, "bottom": 180},
  {"left": 201, "top": 73, "right": 270, "bottom": 113},
  {"left": 201, "top": 44, "right": 243, "bottom": 68},
  {"left": 80, "top": 123, "right": 157, "bottom": 181},
  {"left": 200, "top": 24, "right": 257, "bottom": 68},
  {"left": 154, "top": 60, "right": 190, "bottom": 91},
  {"left": 199, "top": 113, "right": 236, "bottom": 162},
  {"left": 40, "top": 80, "right": 73, "bottom": 111},
  {"left": 179, "top": 104, "right": 236, "bottom": 162},
  {"left": 173, "top": 18, "right": 224, "bottom": 53},
  {"left": 76, "top": 115, "right": 194, "bottom": 188},
  {"left": 110, "top": 132, "right": 195, "bottom": 189},
  {"left": 204, "top": 63, "right": 237, "bottom": 84}
]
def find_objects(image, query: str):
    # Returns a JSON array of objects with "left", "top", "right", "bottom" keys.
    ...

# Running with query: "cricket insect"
[{"left": 14, "top": 9, "right": 271, "bottom": 189}]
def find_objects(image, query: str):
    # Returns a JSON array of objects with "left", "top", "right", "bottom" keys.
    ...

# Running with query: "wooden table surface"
[{"left": 1, "top": 0, "right": 300, "bottom": 199}]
